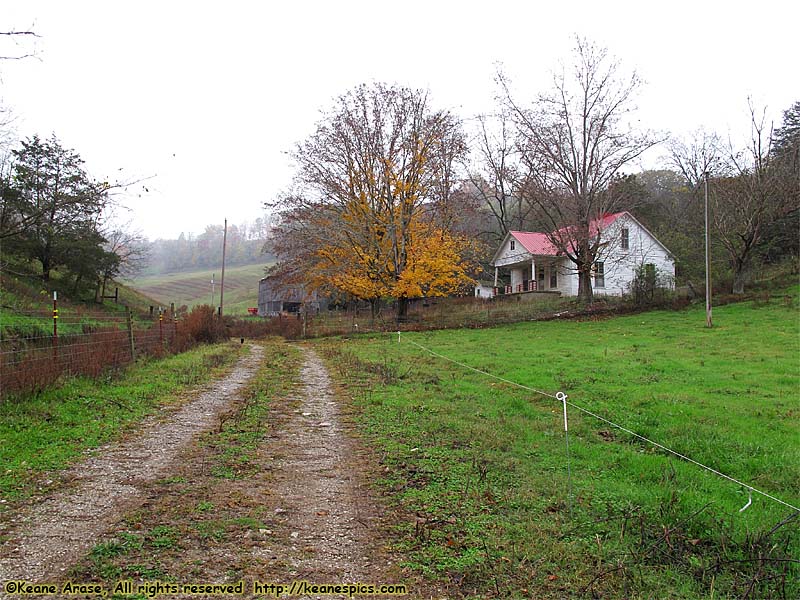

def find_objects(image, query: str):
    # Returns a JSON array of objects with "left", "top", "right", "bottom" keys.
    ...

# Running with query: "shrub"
[
  {"left": 226, "top": 314, "right": 302, "bottom": 340},
  {"left": 173, "top": 305, "right": 227, "bottom": 352},
  {"left": 626, "top": 264, "right": 674, "bottom": 307}
]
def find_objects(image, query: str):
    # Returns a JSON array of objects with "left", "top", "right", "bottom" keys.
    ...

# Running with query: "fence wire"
[
  {"left": 0, "top": 313, "right": 179, "bottom": 398},
  {"left": 399, "top": 332, "right": 800, "bottom": 515}
]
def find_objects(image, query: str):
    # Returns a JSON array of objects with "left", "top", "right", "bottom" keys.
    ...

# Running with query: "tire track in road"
[
  {"left": 264, "top": 346, "right": 380, "bottom": 587},
  {"left": 0, "top": 344, "right": 264, "bottom": 591}
]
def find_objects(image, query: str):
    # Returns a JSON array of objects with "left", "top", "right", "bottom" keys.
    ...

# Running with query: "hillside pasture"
[
  {"left": 318, "top": 289, "right": 800, "bottom": 598},
  {"left": 129, "top": 263, "right": 270, "bottom": 315}
]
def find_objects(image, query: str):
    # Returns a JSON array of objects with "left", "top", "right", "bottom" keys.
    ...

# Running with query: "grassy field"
[
  {"left": 317, "top": 289, "right": 800, "bottom": 598},
  {"left": 0, "top": 342, "right": 244, "bottom": 511},
  {"left": 1, "top": 272, "right": 160, "bottom": 339},
  {"left": 129, "top": 263, "right": 270, "bottom": 316}
]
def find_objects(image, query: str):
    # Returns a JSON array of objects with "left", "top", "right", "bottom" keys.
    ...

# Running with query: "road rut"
[{"left": 0, "top": 344, "right": 264, "bottom": 589}]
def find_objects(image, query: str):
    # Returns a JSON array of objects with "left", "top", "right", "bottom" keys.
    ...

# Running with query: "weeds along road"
[
  {"left": 0, "top": 345, "right": 265, "bottom": 588},
  {"left": 0, "top": 343, "right": 401, "bottom": 600}
]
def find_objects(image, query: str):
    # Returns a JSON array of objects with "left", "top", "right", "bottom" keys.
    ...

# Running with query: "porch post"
[
  {"left": 531, "top": 259, "right": 535, "bottom": 289},
  {"left": 494, "top": 266, "right": 498, "bottom": 287}
]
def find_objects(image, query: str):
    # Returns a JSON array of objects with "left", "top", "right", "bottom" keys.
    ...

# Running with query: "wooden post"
[
  {"left": 159, "top": 308, "right": 164, "bottom": 345},
  {"left": 126, "top": 308, "right": 136, "bottom": 361},
  {"left": 704, "top": 172, "right": 713, "bottom": 328},
  {"left": 52, "top": 291, "right": 58, "bottom": 361},
  {"left": 219, "top": 218, "right": 227, "bottom": 316}
]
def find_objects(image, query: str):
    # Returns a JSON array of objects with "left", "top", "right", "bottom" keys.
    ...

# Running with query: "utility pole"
[
  {"left": 211, "top": 273, "right": 215, "bottom": 308},
  {"left": 704, "top": 172, "right": 713, "bottom": 328},
  {"left": 219, "top": 218, "right": 227, "bottom": 317}
]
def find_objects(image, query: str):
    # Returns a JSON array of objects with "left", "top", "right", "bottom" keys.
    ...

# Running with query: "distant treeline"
[{"left": 144, "top": 219, "right": 274, "bottom": 275}]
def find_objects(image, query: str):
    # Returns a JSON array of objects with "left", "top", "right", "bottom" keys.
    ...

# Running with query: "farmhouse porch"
[{"left": 492, "top": 256, "right": 565, "bottom": 296}]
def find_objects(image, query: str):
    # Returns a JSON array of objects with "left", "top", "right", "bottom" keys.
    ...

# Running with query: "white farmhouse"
[{"left": 489, "top": 212, "right": 675, "bottom": 297}]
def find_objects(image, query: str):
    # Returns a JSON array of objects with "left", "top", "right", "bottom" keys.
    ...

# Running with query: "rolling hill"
[{"left": 129, "top": 262, "right": 270, "bottom": 315}]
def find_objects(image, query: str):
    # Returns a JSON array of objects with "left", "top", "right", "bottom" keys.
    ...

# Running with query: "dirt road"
[
  {"left": 0, "top": 345, "right": 264, "bottom": 588},
  {"left": 0, "top": 344, "right": 404, "bottom": 599}
]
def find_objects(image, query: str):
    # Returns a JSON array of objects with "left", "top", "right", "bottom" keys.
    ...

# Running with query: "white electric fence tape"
[{"left": 397, "top": 332, "right": 799, "bottom": 514}]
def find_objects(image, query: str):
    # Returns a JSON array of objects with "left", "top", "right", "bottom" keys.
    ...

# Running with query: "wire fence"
[
  {"left": 0, "top": 309, "right": 181, "bottom": 399},
  {"left": 295, "top": 294, "right": 676, "bottom": 338}
]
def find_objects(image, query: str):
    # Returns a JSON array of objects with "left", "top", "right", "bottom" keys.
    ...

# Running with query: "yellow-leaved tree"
[{"left": 269, "top": 83, "right": 476, "bottom": 319}]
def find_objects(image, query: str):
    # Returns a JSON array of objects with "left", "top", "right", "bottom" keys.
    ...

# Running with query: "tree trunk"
[
  {"left": 730, "top": 251, "right": 752, "bottom": 294},
  {"left": 369, "top": 298, "right": 379, "bottom": 324},
  {"left": 396, "top": 297, "right": 409, "bottom": 321},
  {"left": 577, "top": 265, "right": 594, "bottom": 303},
  {"left": 41, "top": 256, "right": 51, "bottom": 282},
  {"left": 732, "top": 270, "right": 746, "bottom": 295}
]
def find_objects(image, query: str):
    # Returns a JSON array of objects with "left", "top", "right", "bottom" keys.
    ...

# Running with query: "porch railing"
[{"left": 493, "top": 281, "right": 538, "bottom": 296}]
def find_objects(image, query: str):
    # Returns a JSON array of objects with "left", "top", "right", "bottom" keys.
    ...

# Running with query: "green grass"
[
  {"left": 198, "top": 340, "right": 301, "bottom": 479},
  {"left": 67, "top": 339, "right": 301, "bottom": 587},
  {"left": 1, "top": 270, "right": 161, "bottom": 339},
  {"left": 317, "top": 289, "right": 800, "bottom": 599},
  {"left": 0, "top": 342, "right": 244, "bottom": 507},
  {"left": 129, "top": 263, "right": 271, "bottom": 316}
]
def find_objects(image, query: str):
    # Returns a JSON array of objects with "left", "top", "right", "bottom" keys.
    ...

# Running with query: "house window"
[
  {"left": 594, "top": 262, "right": 605, "bottom": 288},
  {"left": 510, "top": 240, "right": 515, "bottom": 251},
  {"left": 550, "top": 269, "right": 558, "bottom": 289},
  {"left": 621, "top": 227, "right": 629, "bottom": 250}
]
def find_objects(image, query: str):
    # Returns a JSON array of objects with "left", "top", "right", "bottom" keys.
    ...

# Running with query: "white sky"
[{"left": 1, "top": 0, "right": 797, "bottom": 240}]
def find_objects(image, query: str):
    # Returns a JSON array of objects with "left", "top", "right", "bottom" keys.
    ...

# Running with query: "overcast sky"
[{"left": 1, "top": 0, "right": 797, "bottom": 240}]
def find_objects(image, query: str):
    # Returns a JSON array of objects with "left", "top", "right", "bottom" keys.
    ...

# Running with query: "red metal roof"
[
  {"left": 508, "top": 231, "right": 559, "bottom": 255},
  {"left": 509, "top": 212, "right": 626, "bottom": 256},
  {"left": 591, "top": 211, "right": 625, "bottom": 234}
]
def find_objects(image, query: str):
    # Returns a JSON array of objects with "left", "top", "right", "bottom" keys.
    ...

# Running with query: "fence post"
[
  {"left": 126, "top": 308, "right": 136, "bottom": 361},
  {"left": 159, "top": 308, "right": 164, "bottom": 345},
  {"left": 557, "top": 391, "right": 573, "bottom": 518},
  {"left": 52, "top": 291, "right": 58, "bottom": 361}
]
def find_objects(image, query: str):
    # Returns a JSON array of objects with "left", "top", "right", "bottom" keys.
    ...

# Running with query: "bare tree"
[
  {"left": 427, "top": 112, "right": 470, "bottom": 232},
  {"left": 712, "top": 101, "right": 798, "bottom": 293},
  {"left": 669, "top": 128, "right": 726, "bottom": 187},
  {"left": 97, "top": 222, "right": 149, "bottom": 298},
  {"left": 466, "top": 111, "right": 531, "bottom": 242},
  {"left": 0, "top": 30, "right": 39, "bottom": 61},
  {"left": 499, "top": 37, "right": 661, "bottom": 302}
]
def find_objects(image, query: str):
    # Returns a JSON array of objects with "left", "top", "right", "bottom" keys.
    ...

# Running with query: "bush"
[
  {"left": 173, "top": 305, "right": 227, "bottom": 351},
  {"left": 226, "top": 314, "right": 303, "bottom": 340},
  {"left": 626, "top": 264, "right": 674, "bottom": 307}
]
